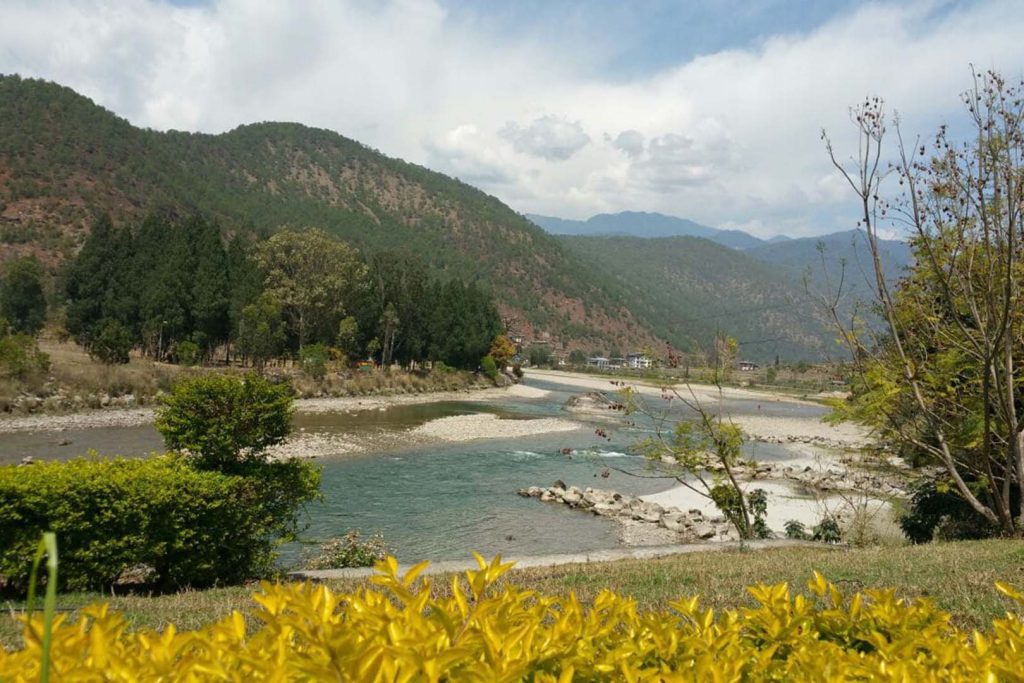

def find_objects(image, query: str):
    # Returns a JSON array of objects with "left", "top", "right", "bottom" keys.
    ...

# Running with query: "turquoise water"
[{"left": 0, "top": 375, "right": 827, "bottom": 562}]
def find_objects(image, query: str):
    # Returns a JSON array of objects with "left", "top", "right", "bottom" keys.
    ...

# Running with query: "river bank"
[{"left": 0, "top": 382, "right": 551, "bottom": 435}]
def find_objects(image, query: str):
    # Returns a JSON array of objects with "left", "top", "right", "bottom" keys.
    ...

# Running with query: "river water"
[{"left": 0, "top": 376, "right": 827, "bottom": 563}]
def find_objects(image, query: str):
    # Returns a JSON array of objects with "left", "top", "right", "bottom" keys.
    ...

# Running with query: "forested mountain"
[
  {"left": 746, "top": 230, "right": 912, "bottom": 324},
  {"left": 0, "top": 75, "right": 657, "bottom": 350},
  {"left": 556, "top": 235, "right": 838, "bottom": 362},
  {"left": 528, "top": 211, "right": 766, "bottom": 249}
]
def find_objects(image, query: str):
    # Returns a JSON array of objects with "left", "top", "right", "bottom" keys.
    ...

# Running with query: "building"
[
  {"left": 626, "top": 352, "right": 653, "bottom": 369},
  {"left": 738, "top": 361, "right": 760, "bottom": 371},
  {"left": 587, "top": 356, "right": 610, "bottom": 370}
]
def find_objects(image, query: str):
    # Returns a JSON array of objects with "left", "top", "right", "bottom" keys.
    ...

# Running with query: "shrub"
[
  {"left": 172, "top": 339, "right": 199, "bottom": 366},
  {"left": 299, "top": 343, "right": 329, "bottom": 381},
  {"left": 156, "top": 373, "right": 294, "bottom": 471},
  {"left": 900, "top": 478, "right": 1000, "bottom": 544},
  {"left": 784, "top": 519, "right": 808, "bottom": 540},
  {"left": 90, "top": 319, "right": 132, "bottom": 365},
  {"left": 2, "top": 558, "right": 1024, "bottom": 678},
  {"left": 480, "top": 354, "right": 499, "bottom": 382},
  {"left": 0, "top": 333, "right": 49, "bottom": 379},
  {"left": 303, "top": 531, "right": 388, "bottom": 570},
  {"left": 0, "top": 455, "right": 320, "bottom": 592}
]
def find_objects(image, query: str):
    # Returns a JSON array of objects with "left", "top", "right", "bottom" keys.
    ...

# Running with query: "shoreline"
[{"left": 0, "top": 382, "right": 551, "bottom": 435}]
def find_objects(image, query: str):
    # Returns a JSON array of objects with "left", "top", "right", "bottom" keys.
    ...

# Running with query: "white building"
[{"left": 626, "top": 352, "right": 653, "bottom": 369}]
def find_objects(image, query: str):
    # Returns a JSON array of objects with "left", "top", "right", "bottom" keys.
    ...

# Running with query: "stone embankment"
[
  {"left": 648, "top": 453, "right": 911, "bottom": 499},
  {"left": 518, "top": 481, "right": 737, "bottom": 543}
]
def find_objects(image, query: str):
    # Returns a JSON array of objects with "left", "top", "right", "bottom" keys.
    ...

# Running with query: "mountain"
[
  {"left": 556, "top": 235, "right": 837, "bottom": 362},
  {"left": 527, "top": 211, "right": 768, "bottom": 250},
  {"left": 0, "top": 74, "right": 663, "bottom": 350},
  {"left": 746, "top": 230, "right": 912, "bottom": 318}
]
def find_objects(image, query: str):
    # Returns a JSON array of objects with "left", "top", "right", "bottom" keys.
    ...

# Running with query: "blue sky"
[{"left": 2, "top": 0, "right": 1022, "bottom": 237}]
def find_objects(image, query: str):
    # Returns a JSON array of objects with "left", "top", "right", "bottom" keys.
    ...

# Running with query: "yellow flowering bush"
[{"left": 2, "top": 554, "right": 1024, "bottom": 681}]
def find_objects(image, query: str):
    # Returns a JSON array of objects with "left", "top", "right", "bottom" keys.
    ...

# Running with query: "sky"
[{"left": 1, "top": 0, "right": 1022, "bottom": 238}]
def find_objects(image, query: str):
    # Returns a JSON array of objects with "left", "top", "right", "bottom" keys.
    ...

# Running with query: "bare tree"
[{"left": 822, "top": 70, "right": 1024, "bottom": 534}]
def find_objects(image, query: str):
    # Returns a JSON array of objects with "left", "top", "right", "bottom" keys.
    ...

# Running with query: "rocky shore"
[{"left": 519, "top": 481, "right": 737, "bottom": 544}]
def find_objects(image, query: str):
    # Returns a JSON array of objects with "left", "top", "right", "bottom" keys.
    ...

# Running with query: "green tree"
[
  {"left": 822, "top": 71, "right": 1024, "bottom": 534},
  {"left": 155, "top": 373, "right": 294, "bottom": 472},
  {"left": 0, "top": 255, "right": 46, "bottom": 334},
  {"left": 336, "top": 315, "right": 361, "bottom": 361},
  {"left": 90, "top": 319, "right": 132, "bottom": 365},
  {"left": 568, "top": 349, "right": 587, "bottom": 366},
  {"left": 237, "top": 293, "right": 286, "bottom": 372},
  {"left": 255, "top": 228, "right": 366, "bottom": 349}
]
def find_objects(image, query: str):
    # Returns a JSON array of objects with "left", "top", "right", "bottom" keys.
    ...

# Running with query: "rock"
[
  {"left": 693, "top": 523, "right": 717, "bottom": 540},
  {"left": 562, "top": 491, "right": 582, "bottom": 505},
  {"left": 540, "top": 490, "right": 555, "bottom": 502},
  {"left": 552, "top": 479, "right": 567, "bottom": 491}
]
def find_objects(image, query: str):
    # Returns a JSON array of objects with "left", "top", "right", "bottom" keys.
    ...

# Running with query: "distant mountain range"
[
  {"left": 527, "top": 211, "right": 780, "bottom": 250},
  {"left": 0, "top": 75, "right": 911, "bottom": 361}
]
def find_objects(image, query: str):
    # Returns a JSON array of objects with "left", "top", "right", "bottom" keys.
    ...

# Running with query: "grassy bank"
[
  {"left": 0, "top": 339, "right": 489, "bottom": 415},
  {"left": 3, "top": 539, "right": 1021, "bottom": 649}
]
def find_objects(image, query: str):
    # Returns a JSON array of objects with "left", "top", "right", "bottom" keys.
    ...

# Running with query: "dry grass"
[
  {"left": 0, "top": 340, "right": 488, "bottom": 413},
  {"left": 2, "top": 539, "right": 1022, "bottom": 649}
]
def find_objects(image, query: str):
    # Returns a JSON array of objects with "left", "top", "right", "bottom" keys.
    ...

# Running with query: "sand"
[{"left": 410, "top": 413, "right": 581, "bottom": 442}]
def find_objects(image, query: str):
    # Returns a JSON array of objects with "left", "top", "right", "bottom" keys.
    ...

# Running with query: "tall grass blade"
[{"left": 26, "top": 532, "right": 58, "bottom": 683}]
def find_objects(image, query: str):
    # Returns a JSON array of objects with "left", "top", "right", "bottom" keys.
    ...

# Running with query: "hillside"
[
  {"left": 557, "top": 235, "right": 838, "bottom": 361},
  {"left": 746, "top": 230, "right": 912, "bottom": 323},
  {"left": 0, "top": 75, "right": 656, "bottom": 350},
  {"left": 528, "top": 211, "right": 766, "bottom": 249}
]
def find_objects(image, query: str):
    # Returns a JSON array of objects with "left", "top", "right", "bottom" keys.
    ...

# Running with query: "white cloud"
[
  {"left": 1, "top": 0, "right": 1023, "bottom": 237},
  {"left": 498, "top": 115, "right": 591, "bottom": 161}
]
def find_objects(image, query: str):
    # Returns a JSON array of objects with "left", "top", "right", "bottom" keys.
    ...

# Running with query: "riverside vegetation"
[{"left": 2, "top": 551, "right": 1024, "bottom": 680}]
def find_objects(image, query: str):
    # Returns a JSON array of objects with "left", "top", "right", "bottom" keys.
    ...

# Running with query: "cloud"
[
  {"left": 1, "top": 0, "right": 1023, "bottom": 237},
  {"left": 611, "top": 129, "right": 644, "bottom": 158},
  {"left": 498, "top": 115, "right": 591, "bottom": 161}
]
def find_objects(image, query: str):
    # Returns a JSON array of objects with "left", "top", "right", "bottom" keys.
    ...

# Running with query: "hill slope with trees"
[
  {"left": 557, "top": 235, "right": 838, "bottom": 361},
  {"left": 0, "top": 75, "right": 655, "bottom": 351}
]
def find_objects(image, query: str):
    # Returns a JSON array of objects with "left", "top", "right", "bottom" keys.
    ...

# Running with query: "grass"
[{"left": 2, "top": 539, "right": 1022, "bottom": 649}]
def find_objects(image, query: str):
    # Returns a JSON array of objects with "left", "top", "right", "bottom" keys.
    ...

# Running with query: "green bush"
[
  {"left": 900, "top": 479, "right": 1000, "bottom": 543},
  {"left": 303, "top": 530, "right": 389, "bottom": 570},
  {"left": 0, "top": 455, "right": 321, "bottom": 592},
  {"left": 156, "top": 373, "right": 294, "bottom": 472},
  {"left": 480, "top": 354, "right": 499, "bottom": 382},
  {"left": 172, "top": 339, "right": 199, "bottom": 366},
  {"left": 90, "top": 319, "right": 132, "bottom": 364},
  {"left": 299, "top": 344, "right": 328, "bottom": 381},
  {"left": 0, "top": 333, "right": 49, "bottom": 379}
]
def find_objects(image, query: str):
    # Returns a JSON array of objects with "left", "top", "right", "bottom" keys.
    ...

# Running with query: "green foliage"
[
  {"left": 812, "top": 516, "right": 842, "bottom": 544},
  {"left": 299, "top": 344, "right": 328, "bottom": 381},
  {"left": 784, "top": 519, "right": 809, "bottom": 540},
  {"left": 335, "top": 315, "right": 360, "bottom": 359},
  {"left": 236, "top": 293, "right": 286, "bottom": 371},
  {"left": 528, "top": 344, "right": 552, "bottom": 367},
  {"left": 480, "top": 355, "right": 499, "bottom": 383},
  {"left": 255, "top": 228, "right": 366, "bottom": 348},
  {"left": 303, "top": 531, "right": 388, "bottom": 570},
  {"left": 172, "top": 340, "right": 199, "bottom": 366},
  {"left": 155, "top": 373, "right": 294, "bottom": 472},
  {"left": 0, "top": 455, "right": 321, "bottom": 591},
  {"left": 0, "top": 332, "right": 49, "bottom": 379},
  {"left": 90, "top": 319, "right": 132, "bottom": 365},
  {"left": 568, "top": 349, "right": 587, "bottom": 366},
  {"left": 0, "top": 255, "right": 46, "bottom": 334},
  {"left": 900, "top": 479, "right": 998, "bottom": 544}
]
